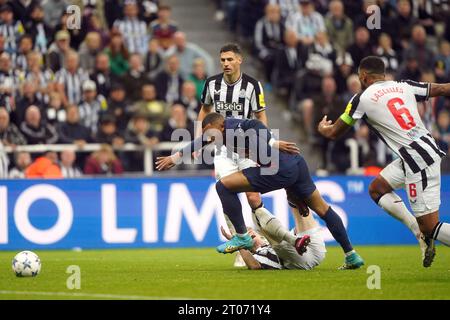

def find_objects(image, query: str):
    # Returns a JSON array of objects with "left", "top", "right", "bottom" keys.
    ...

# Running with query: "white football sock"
[
  {"left": 433, "top": 222, "right": 450, "bottom": 247},
  {"left": 378, "top": 192, "right": 421, "bottom": 239},
  {"left": 224, "top": 215, "right": 236, "bottom": 235},
  {"left": 254, "top": 207, "right": 297, "bottom": 245}
]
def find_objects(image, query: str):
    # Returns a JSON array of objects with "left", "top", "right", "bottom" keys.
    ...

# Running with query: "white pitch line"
[{"left": 0, "top": 290, "right": 205, "bottom": 300}]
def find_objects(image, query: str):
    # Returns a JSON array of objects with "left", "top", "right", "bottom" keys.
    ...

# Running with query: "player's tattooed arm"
[
  {"left": 220, "top": 226, "right": 262, "bottom": 270},
  {"left": 429, "top": 83, "right": 450, "bottom": 97},
  {"left": 318, "top": 115, "right": 352, "bottom": 140}
]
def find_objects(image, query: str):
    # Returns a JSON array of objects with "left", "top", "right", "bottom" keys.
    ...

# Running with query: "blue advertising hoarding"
[{"left": 0, "top": 176, "right": 449, "bottom": 250}]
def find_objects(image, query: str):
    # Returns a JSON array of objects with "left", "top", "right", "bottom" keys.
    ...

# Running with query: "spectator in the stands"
[
  {"left": 113, "top": 0, "right": 148, "bottom": 56},
  {"left": 20, "top": 105, "right": 59, "bottom": 145},
  {"left": 334, "top": 52, "right": 354, "bottom": 93},
  {"left": 159, "top": 103, "right": 194, "bottom": 142},
  {"left": 25, "top": 151, "right": 62, "bottom": 178},
  {"left": 60, "top": 150, "right": 83, "bottom": 178},
  {"left": 78, "top": 79, "right": 107, "bottom": 135},
  {"left": 84, "top": 144, "right": 124, "bottom": 175},
  {"left": 14, "top": 80, "right": 44, "bottom": 126},
  {"left": 9, "top": 151, "right": 31, "bottom": 178},
  {"left": 25, "top": 4, "right": 53, "bottom": 55},
  {"left": 47, "top": 30, "right": 71, "bottom": 72},
  {"left": 391, "top": 0, "right": 419, "bottom": 51},
  {"left": 90, "top": 52, "right": 116, "bottom": 99},
  {"left": 42, "top": 0, "right": 69, "bottom": 29},
  {"left": 267, "top": 0, "right": 298, "bottom": 19},
  {"left": 309, "top": 31, "right": 337, "bottom": 72},
  {"left": 286, "top": 0, "right": 325, "bottom": 47},
  {"left": 105, "top": 31, "right": 129, "bottom": 77},
  {"left": 0, "top": 52, "right": 20, "bottom": 102},
  {"left": 45, "top": 91, "right": 67, "bottom": 126},
  {"left": 347, "top": 26, "right": 372, "bottom": 71},
  {"left": 154, "top": 54, "right": 184, "bottom": 104},
  {"left": 342, "top": 73, "right": 362, "bottom": 103},
  {"left": 402, "top": 25, "right": 435, "bottom": 72},
  {"left": 123, "top": 112, "right": 159, "bottom": 172},
  {"left": 396, "top": 51, "right": 423, "bottom": 82},
  {"left": 149, "top": 4, "right": 178, "bottom": 51},
  {"left": 188, "top": 58, "right": 208, "bottom": 101},
  {"left": 79, "top": 32, "right": 103, "bottom": 74},
  {"left": 9, "top": 0, "right": 40, "bottom": 24},
  {"left": 106, "top": 83, "right": 130, "bottom": 132},
  {"left": 435, "top": 41, "right": 450, "bottom": 82},
  {"left": 273, "top": 29, "right": 308, "bottom": 96},
  {"left": 132, "top": 83, "right": 168, "bottom": 133},
  {"left": 95, "top": 114, "right": 124, "bottom": 148},
  {"left": 57, "top": 104, "right": 93, "bottom": 146},
  {"left": 122, "top": 53, "right": 151, "bottom": 102},
  {"left": 0, "top": 107, "right": 26, "bottom": 147},
  {"left": 55, "top": 50, "right": 90, "bottom": 106},
  {"left": 254, "top": 3, "right": 285, "bottom": 81},
  {"left": 24, "top": 51, "right": 54, "bottom": 105},
  {"left": 145, "top": 38, "right": 164, "bottom": 79},
  {"left": 0, "top": 4, "right": 25, "bottom": 55},
  {"left": 14, "top": 34, "right": 34, "bottom": 71},
  {"left": 324, "top": 0, "right": 353, "bottom": 55},
  {"left": 178, "top": 81, "right": 201, "bottom": 122},
  {"left": 170, "top": 32, "right": 214, "bottom": 80},
  {"left": 375, "top": 33, "right": 399, "bottom": 73}
]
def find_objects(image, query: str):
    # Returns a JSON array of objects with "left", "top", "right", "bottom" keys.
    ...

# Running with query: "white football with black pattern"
[{"left": 12, "top": 251, "right": 41, "bottom": 277}]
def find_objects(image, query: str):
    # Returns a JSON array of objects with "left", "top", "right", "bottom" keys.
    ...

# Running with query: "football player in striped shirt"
[
  {"left": 221, "top": 197, "right": 326, "bottom": 270},
  {"left": 319, "top": 56, "right": 450, "bottom": 267}
]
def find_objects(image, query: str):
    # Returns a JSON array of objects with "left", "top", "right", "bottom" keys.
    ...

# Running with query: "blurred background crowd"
[{"left": 0, "top": 0, "right": 449, "bottom": 178}]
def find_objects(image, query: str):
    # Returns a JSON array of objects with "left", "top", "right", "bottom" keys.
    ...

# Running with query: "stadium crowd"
[
  {"left": 214, "top": 0, "right": 450, "bottom": 174},
  {"left": 0, "top": 0, "right": 215, "bottom": 178}
]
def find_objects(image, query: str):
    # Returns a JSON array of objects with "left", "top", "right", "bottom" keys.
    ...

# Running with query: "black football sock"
[
  {"left": 216, "top": 181, "right": 247, "bottom": 235},
  {"left": 321, "top": 206, "right": 354, "bottom": 254}
]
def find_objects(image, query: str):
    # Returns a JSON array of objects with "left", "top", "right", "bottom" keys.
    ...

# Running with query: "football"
[{"left": 11, "top": 251, "right": 41, "bottom": 277}]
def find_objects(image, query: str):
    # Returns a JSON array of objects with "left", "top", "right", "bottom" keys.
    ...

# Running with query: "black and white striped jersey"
[
  {"left": 201, "top": 73, "right": 266, "bottom": 119},
  {"left": 341, "top": 80, "right": 446, "bottom": 174},
  {"left": 0, "top": 21, "right": 24, "bottom": 54},
  {"left": 252, "top": 245, "right": 283, "bottom": 270},
  {"left": 55, "top": 68, "right": 90, "bottom": 105},
  {"left": 0, "top": 142, "right": 9, "bottom": 179},
  {"left": 113, "top": 18, "right": 148, "bottom": 56}
]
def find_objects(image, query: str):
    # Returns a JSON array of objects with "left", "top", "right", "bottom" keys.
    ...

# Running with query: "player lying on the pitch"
[
  {"left": 221, "top": 195, "right": 326, "bottom": 270},
  {"left": 156, "top": 113, "right": 364, "bottom": 269}
]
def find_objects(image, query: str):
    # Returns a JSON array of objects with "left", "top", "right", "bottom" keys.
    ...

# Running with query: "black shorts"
[{"left": 242, "top": 155, "right": 316, "bottom": 199}]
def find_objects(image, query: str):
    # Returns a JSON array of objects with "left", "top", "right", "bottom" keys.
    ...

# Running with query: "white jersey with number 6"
[{"left": 340, "top": 80, "right": 446, "bottom": 174}]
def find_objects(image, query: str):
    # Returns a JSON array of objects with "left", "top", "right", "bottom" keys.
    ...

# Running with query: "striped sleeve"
[
  {"left": 200, "top": 79, "right": 212, "bottom": 105},
  {"left": 250, "top": 80, "right": 266, "bottom": 112},
  {"left": 253, "top": 246, "right": 282, "bottom": 270},
  {"left": 340, "top": 93, "right": 363, "bottom": 126},
  {"left": 401, "top": 80, "right": 430, "bottom": 102}
]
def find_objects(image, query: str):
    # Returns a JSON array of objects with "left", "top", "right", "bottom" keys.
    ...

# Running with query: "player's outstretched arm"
[
  {"left": 318, "top": 115, "right": 352, "bottom": 140},
  {"left": 429, "top": 83, "right": 450, "bottom": 97},
  {"left": 155, "top": 152, "right": 181, "bottom": 171}
]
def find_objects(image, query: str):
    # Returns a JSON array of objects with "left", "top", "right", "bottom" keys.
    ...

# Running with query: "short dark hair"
[
  {"left": 220, "top": 43, "right": 242, "bottom": 55},
  {"left": 359, "top": 56, "right": 386, "bottom": 75},
  {"left": 202, "top": 112, "right": 224, "bottom": 128}
]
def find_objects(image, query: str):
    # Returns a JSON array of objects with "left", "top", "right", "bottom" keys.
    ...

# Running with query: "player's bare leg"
[
  {"left": 416, "top": 211, "right": 450, "bottom": 266},
  {"left": 368, "top": 175, "right": 430, "bottom": 264},
  {"left": 301, "top": 189, "right": 364, "bottom": 269}
]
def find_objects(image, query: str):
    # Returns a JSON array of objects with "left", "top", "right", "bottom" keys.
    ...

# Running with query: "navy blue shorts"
[{"left": 242, "top": 155, "right": 316, "bottom": 199}]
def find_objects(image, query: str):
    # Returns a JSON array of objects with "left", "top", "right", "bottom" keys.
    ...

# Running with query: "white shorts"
[
  {"left": 272, "top": 228, "right": 326, "bottom": 270},
  {"left": 213, "top": 145, "right": 258, "bottom": 180},
  {"left": 380, "top": 158, "right": 441, "bottom": 217}
]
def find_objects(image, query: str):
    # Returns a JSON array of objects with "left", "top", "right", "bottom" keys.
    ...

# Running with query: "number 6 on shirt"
[{"left": 387, "top": 97, "right": 416, "bottom": 130}]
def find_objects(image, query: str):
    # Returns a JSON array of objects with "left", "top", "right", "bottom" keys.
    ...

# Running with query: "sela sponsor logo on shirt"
[{"left": 214, "top": 101, "right": 243, "bottom": 112}]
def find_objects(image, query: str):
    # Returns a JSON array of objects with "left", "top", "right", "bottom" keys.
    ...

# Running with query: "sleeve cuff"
[{"left": 340, "top": 113, "right": 356, "bottom": 126}]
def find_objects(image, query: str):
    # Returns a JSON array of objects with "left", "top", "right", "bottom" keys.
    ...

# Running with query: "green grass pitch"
[{"left": 1, "top": 246, "right": 449, "bottom": 300}]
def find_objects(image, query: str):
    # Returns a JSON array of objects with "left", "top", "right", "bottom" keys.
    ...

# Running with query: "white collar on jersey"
[{"left": 223, "top": 72, "right": 242, "bottom": 86}]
